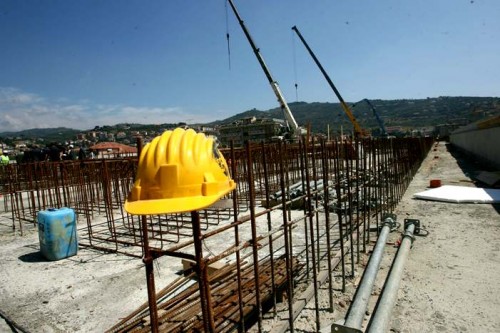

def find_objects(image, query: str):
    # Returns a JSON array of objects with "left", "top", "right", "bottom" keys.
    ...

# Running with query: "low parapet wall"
[{"left": 450, "top": 115, "right": 500, "bottom": 168}]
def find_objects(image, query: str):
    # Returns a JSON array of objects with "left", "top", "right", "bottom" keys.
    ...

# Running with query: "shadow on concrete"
[
  {"left": 445, "top": 142, "right": 500, "bottom": 215},
  {"left": 19, "top": 251, "right": 47, "bottom": 263}
]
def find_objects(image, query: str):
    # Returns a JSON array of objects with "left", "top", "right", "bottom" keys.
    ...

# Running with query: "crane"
[
  {"left": 227, "top": 0, "right": 305, "bottom": 141},
  {"left": 291, "top": 25, "right": 367, "bottom": 138},
  {"left": 352, "top": 99, "right": 388, "bottom": 137}
]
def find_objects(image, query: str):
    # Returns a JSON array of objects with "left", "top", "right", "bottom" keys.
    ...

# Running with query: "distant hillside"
[
  {"left": 1, "top": 97, "right": 499, "bottom": 143},
  {"left": 212, "top": 97, "right": 500, "bottom": 135},
  {"left": 210, "top": 109, "right": 271, "bottom": 125},
  {"left": 0, "top": 127, "right": 81, "bottom": 143}
]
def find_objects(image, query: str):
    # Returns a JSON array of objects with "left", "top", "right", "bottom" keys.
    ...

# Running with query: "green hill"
[
  {"left": 212, "top": 97, "right": 500, "bottom": 135},
  {"left": 1, "top": 96, "right": 499, "bottom": 143}
]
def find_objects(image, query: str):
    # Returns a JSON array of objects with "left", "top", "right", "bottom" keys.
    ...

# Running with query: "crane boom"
[
  {"left": 352, "top": 99, "right": 387, "bottom": 137},
  {"left": 364, "top": 99, "right": 387, "bottom": 136},
  {"left": 227, "top": 0, "right": 303, "bottom": 138},
  {"left": 291, "top": 25, "right": 364, "bottom": 137}
]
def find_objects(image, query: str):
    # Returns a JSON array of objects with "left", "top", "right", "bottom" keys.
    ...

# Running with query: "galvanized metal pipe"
[
  {"left": 342, "top": 214, "right": 396, "bottom": 330},
  {"left": 366, "top": 221, "right": 417, "bottom": 333}
]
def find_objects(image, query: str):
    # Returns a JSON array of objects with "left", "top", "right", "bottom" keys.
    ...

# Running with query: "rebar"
[{"left": 0, "top": 136, "right": 435, "bottom": 333}]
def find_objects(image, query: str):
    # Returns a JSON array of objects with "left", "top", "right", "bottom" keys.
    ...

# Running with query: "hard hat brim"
[{"left": 124, "top": 185, "right": 235, "bottom": 215}]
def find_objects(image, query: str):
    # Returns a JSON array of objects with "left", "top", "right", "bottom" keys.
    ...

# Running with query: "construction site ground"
[
  {"left": 383, "top": 142, "right": 500, "bottom": 333},
  {"left": 1, "top": 140, "right": 499, "bottom": 333}
]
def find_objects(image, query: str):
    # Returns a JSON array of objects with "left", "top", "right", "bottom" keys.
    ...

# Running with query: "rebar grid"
[
  {"left": 0, "top": 136, "right": 433, "bottom": 332},
  {"left": 105, "top": 136, "right": 432, "bottom": 332}
]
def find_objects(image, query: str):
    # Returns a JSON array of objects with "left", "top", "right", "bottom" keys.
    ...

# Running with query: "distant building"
[
  {"left": 218, "top": 117, "right": 286, "bottom": 147},
  {"left": 385, "top": 126, "right": 406, "bottom": 136},
  {"left": 410, "top": 127, "right": 434, "bottom": 138},
  {"left": 13, "top": 141, "right": 28, "bottom": 149},
  {"left": 89, "top": 142, "right": 138, "bottom": 158},
  {"left": 116, "top": 131, "right": 127, "bottom": 139},
  {"left": 196, "top": 126, "right": 218, "bottom": 139}
]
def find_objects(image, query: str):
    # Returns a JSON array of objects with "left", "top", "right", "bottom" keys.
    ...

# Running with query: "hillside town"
[
  {"left": 2, "top": 95, "right": 498, "bottom": 163},
  {"left": 0, "top": 124, "right": 218, "bottom": 163}
]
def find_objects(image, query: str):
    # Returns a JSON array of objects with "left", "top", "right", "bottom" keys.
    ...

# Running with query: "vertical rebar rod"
[
  {"left": 333, "top": 139, "right": 346, "bottom": 292},
  {"left": 278, "top": 141, "right": 294, "bottom": 333},
  {"left": 261, "top": 142, "right": 278, "bottom": 317},
  {"left": 374, "top": 139, "right": 381, "bottom": 233},
  {"left": 192, "top": 210, "right": 216, "bottom": 333},
  {"left": 355, "top": 136, "right": 360, "bottom": 263},
  {"left": 230, "top": 142, "right": 245, "bottom": 332},
  {"left": 367, "top": 139, "right": 373, "bottom": 246},
  {"left": 298, "top": 140, "right": 310, "bottom": 279},
  {"left": 303, "top": 138, "right": 321, "bottom": 332},
  {"left": 141, "top": 215, "right": 159, "bottom": 333},
  {"left": 344, "top": 140, "right": 355, "bottom": 277},
  {"left": 362, "top": 138, "right": 368, "bottom": 253},
  {"left": 310, "top": 138, "right": 321, "bottom": 273},
  {"left": 383, "top": 139, "right": 390, "bottom": 213},
  {"left": 284, "top": 144, "right": 295, "bottom": 288},
  {"left": 245, "top": 142, "right": 263, "bottom": 333},
  {"left": 320, "top": 139, "right": 334, "bottom": 312}
]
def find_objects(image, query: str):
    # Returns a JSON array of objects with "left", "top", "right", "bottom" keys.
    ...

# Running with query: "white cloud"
[
  {"left": 0, "top": 87, "right": 44, "bottom": 105},
  {"left": 0, "top": 87, "right": 211, "bottom": 132}
]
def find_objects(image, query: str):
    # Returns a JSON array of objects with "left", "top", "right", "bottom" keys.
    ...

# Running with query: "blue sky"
[{"left": 0, "top": 0, "right": 498, "bottom": 132}]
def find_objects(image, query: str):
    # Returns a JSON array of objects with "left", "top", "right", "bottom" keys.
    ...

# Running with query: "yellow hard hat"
[{"left": 125, "top": 128, "right": 236, "bottom": 215}]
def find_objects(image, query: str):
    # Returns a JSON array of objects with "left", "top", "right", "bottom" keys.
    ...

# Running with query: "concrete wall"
[{"left": 450, "top": 116, "right": 500, "bottom": 168}]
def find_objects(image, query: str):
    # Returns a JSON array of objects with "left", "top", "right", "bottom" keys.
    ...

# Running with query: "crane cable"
[
  {"left": 225, "top": 0, "right": 231, "bottom": 70},
  {"left": 292, "top": 30, "right": 299, "bottom": 102}
]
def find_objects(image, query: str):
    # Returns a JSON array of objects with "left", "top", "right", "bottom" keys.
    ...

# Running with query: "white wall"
[{"left": 450, "top": 127, "right": 500, "bottom": 168}]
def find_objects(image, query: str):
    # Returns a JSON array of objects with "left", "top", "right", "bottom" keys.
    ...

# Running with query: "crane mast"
[
  {"left": 227, "top": 0, "right": 303, "bottom": 139},
  {"left": 292, "top": 25, "right": 364, "bottom": 137}
]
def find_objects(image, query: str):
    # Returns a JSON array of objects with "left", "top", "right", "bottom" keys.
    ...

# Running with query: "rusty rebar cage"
[
  {"left": 0, "top": 136, "right": 434, "bottom": 332},
  {"left": 105, "top": 136, "right": 432, "bottom": 333}
]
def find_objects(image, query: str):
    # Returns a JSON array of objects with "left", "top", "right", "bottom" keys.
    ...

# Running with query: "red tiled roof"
[{"left": 89, "top": 142, "right": 137, "bottom": 154}]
